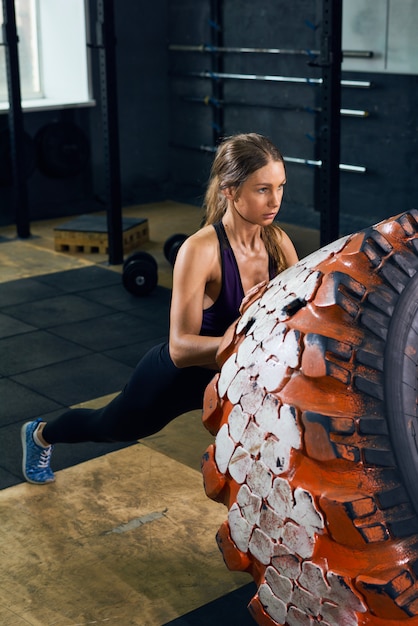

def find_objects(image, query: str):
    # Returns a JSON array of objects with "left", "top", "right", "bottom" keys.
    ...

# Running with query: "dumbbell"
[
  {"left": 163, "top": 233, "right": 188, "bottom": 266},
  {"left": 122, "top": 251, "right": 158, "bottom": 296}
]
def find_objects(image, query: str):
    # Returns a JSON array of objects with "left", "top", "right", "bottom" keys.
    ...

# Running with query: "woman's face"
[{"left": 228, "top": 159, "right": 286, "bottom": 226}]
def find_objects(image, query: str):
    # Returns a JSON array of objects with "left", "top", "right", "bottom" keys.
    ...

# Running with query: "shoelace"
[{"left": 37, "top": 447, "right": 52, "bottom": 469}]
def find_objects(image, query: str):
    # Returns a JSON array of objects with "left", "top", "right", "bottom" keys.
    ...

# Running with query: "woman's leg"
[
  {"left": 44, "top": 342, "right": 214, "bottom": 443},
  {"left": 22, "top": 342, "right": 216, "bottom": 482}
]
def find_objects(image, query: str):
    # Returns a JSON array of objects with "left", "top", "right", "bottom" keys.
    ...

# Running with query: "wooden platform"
[{"left": 54, "top": 215, "right": 149, "bottom": 254}]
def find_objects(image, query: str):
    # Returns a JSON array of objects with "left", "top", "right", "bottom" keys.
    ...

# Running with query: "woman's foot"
[{"left": 21, "top": 419, "right": 55, "bottom": 484}]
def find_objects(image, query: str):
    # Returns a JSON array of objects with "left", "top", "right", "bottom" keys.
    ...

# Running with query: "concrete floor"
[{"left": 0, "top": 201, "right": 320, "bottom": 626}]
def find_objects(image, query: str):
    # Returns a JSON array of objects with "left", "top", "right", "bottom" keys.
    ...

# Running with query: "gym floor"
[{"left": 0, "top": 201, "right": 319, "bottom": 626}]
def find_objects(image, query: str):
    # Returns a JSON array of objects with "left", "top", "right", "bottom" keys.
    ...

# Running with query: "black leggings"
[{"left": 43, "top": 343, "right": 216, "bottom": 444}]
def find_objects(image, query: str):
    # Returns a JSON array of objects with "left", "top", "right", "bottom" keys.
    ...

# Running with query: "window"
[
  {"left": 0, "top": 0, "right": 94, "bottom": 111},
  {"left": 342, "top": 0, "right": 418, "bottom": 75},
  {"left": 0, "top": 0, "right": 40, "bottom": 101}
]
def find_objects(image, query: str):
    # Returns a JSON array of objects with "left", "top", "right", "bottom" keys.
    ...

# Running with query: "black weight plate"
[
  {"left": 122, "top": 258, "right": 158, "bottom": 296},
  {"left": 123, "top": 250, "right": 158, "bottom": 271},
  {"left": 163, "top": 233, "right": 188, "bottom": 266},
  {"left": 167, "top": 240, "right": 185, "bottom": 267},
  {"left": 35, "top": 122, "right": 90, "bottom": 178}
]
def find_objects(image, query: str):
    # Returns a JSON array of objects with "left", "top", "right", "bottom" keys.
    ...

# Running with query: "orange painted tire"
[{"left": 202, "top": 210, "right": 418, "bottom": 626}]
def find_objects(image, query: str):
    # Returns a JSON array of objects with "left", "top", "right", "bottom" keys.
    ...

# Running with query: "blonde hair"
[{"left": 203, "top": 133, "right": 288, "bottom": 274}]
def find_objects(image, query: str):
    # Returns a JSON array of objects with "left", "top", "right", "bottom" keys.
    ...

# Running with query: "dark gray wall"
[
  {"left": 168, "top": 0, "right": 418, "bottom": 235},
  {"left": 168, "top": 0, "right": 321, "bottom": 215},
  {"left": 87, "top": 0, "right": 170, "bottom": 209},
  {"left": 340, "top": 71, "right": 418, "bottom": 230},
  {"left": 99, "top": 1, "right": 170, "bottom": 205},
  {"left": 0, "top": 1, "right": 417, "bottom": 238}
]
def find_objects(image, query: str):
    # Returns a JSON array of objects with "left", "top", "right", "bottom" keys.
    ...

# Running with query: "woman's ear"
[{"left": 222, "top": 186, "right": 236, "bottom": 201}]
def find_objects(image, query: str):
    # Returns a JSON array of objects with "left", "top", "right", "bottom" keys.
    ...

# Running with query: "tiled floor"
[
  {"left": 0, "top": 201, "right": 205, "bottom": 490},
  {"left": 0, "top": 201, "right": 320, "bottom": 625},
  {"left": 0, "top": 265, "right": 173, "bottom": 489}
]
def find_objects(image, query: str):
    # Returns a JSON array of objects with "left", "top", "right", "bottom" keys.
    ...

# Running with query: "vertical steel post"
[
  {"left": 209, "top": 0, "right": 224, "bottom": 144},
  {"left": 2, "top": 0, "right": 30, "bottom": 238},
  {"left": 318, "top": 0, "right": 342, "bottom": 246},
  {"left": 96, "top": 0, "right": 123, "bottom": 264}
]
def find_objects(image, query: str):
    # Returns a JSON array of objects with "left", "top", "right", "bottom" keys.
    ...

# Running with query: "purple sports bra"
[{"left": 200, "top": 221, "right": 277, "bottom": 337}]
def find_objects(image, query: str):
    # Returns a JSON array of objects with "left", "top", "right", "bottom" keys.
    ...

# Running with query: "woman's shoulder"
[
  {"left": 174, "top": 223, "right": 221, "bottom": 285},
  {"left": 175, "top": 224, "right": 219, "bottom": 265},
  {"left": 185, "top": 224, "right": 218, "bottom": 248}
]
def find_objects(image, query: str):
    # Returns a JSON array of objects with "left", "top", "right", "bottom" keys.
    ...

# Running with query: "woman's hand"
[{"left": 239, "top": 280, "right": 267, "bottom": 314}]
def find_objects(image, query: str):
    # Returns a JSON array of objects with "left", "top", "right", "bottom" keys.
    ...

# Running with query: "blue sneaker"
[{"left": 21, "top": 419, "right": 55, "bottom": 484}]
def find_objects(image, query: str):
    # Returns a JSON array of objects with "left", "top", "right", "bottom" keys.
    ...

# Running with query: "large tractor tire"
[{"left": 202, "top": 210, "right": 418, "bottom": 626}]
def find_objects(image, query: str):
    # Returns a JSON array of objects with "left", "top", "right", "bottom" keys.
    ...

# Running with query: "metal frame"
[
  {"left": 317, "top": 0, "right": 343, "bottom": 245},
  {"left": 2, "top": 0, "right": 30, "bottom": 238},
  {"left": 95, "top": 0, "right": 123, "bottom": 265},
  {"left": 209, "top": 0, "right": 224, "bottom": 144},
  {"left": 171, "top": 1, "right": 348, "bottom": 242}
]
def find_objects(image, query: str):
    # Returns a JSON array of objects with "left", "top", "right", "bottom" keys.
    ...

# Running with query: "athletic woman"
[{"left": 21, "top": 132, "right": 299, "bottom": 484}]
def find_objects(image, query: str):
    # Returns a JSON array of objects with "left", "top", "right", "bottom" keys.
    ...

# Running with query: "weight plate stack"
[{"left": 122, "top": 251, "right": 158, "bottom": 296}]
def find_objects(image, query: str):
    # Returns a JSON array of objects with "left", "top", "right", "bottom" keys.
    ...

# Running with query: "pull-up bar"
[
  {"left": 169, "top": 43, "right": 374, "bottom": 59},
  {"left": 182, "top": 95, "right": 369, "bottom": 118},
  {"left": 171, "top": 143, "right": 366, "bottom": 174},
  {"left": 176, "top": 70, "right": 371, "bottom": 89}
]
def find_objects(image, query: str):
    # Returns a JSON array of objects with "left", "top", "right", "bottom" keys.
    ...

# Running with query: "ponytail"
[
  {"left": 262, "top": 224, "right": 288, "bottom": 274},
  {"left": 202, "top": 175, "right": 227, "bottom": 226}
]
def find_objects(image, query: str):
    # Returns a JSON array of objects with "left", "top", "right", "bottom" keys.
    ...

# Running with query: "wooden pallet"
[{"left": 54, "top": 215, "right": 149, "bottom": 254}]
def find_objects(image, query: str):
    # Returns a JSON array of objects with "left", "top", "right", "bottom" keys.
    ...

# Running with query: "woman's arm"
[{"left": 168, "top": 228, "right": 222, "bottom": 369}]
